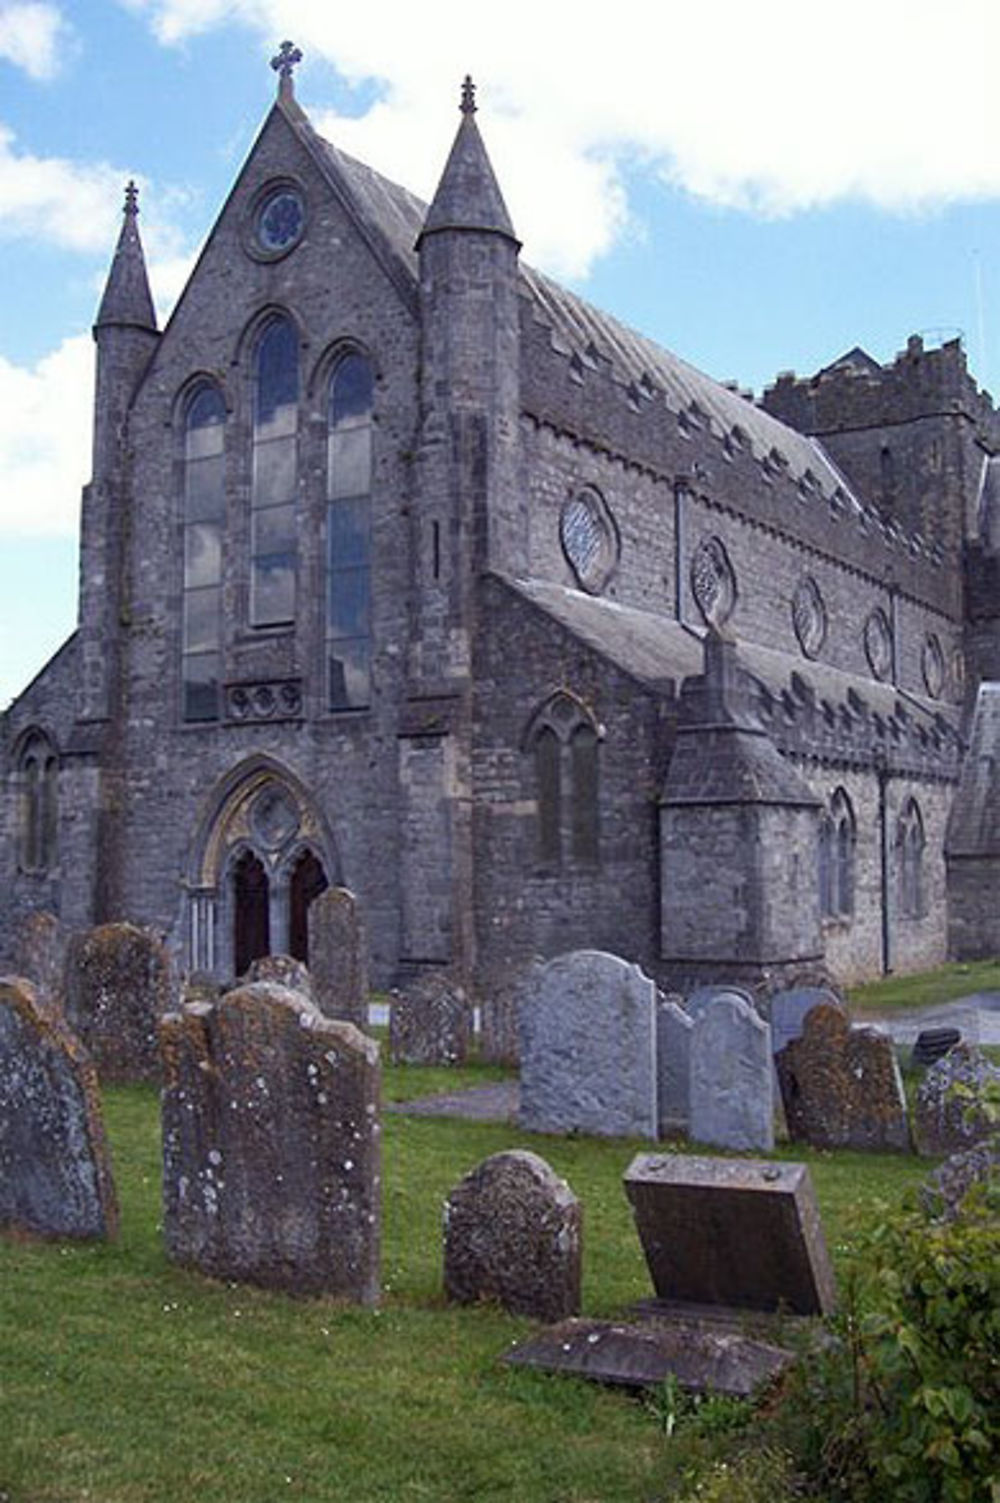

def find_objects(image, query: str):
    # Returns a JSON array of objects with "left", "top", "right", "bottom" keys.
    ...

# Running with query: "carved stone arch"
[
  {"left": 522, "top": 692, "right": 602, "bottom": 869},
  {"left": 185, "top": 756, "right": 340, "bottom": 976},
  {"left": 522, "top": 689, "right": 599, "bottom": 752},
  {"left": 12, "top": 725, "right": 59, "bottom": 874},
  {"left": 306, "top": 334, "right": 380, "bottom": 404},
  {"left": 234, "top": 301, "right": 307, "bottom": 368},
  {"left": 172, "top": 369, "right": 232, "bottom": 430}
]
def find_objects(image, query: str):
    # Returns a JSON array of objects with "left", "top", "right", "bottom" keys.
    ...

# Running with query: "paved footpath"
[{"left": 862, "top": 992, "right": 1000, "bottom": 1047}]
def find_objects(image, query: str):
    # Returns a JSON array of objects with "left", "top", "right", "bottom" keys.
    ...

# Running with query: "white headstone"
[{"left": 690, "top": 993, "right": 773, "bottom": 1151}]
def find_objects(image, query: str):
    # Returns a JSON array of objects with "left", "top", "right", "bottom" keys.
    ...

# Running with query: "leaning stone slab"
[
  {"left": 308, "top": 887, "right": 368, "bottom": 1027},
  {"left": 0, "top": 976, "right": 118, "bottom": 1240},
  {"left": 768, "top": 986, "right": 843, "bottom": 1059},
  {"left": 913, "top": 1043, "right": 1000, "bottom": 1156},
  {"left": 519, "top": 950, "right": 658, "bottom": 1139},
  {"left": 444, "top": 1150, "right": 581, "bottom": 1321},
  {"left": 657, "top": 996, "right": 693, "bottom": 1137},
  {"left": 690, "top": 994, "right": 773, "bottom": 1151},
  {"left": 161, "top": 982, "right": 380, "bottom": 1302},
  {"left": 624, "top": 1152, "right": 836, "bottom": 1315},
  {"left": 775, "top": 1005, "right": 910, "bottom": 1152},
  {"left": 504, "top": 1317, "right": 794, "bottom": 1397},
  {"left": 65, "top": 921, "right": 173, "bottom": 1083},
  {"left": 389, "top": 970, "right": 470, "bottom": 1065},
  {"left": 13, "top": 910, "right": 66, "bottom": 1001}
]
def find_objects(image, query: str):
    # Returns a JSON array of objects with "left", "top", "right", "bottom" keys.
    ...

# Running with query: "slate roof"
[{"left": 306, "top": 113, "right": 866, "bottom": 514}]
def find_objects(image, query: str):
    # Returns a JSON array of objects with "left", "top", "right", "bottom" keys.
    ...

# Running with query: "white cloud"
[
  {"left": 0, "top": 123, "right": 135, "bottom": 253},
  {"left": 0, "top": 333, "right": 92, "bottom": 538},
  {"left": 0, "top": 2, "right": 68, "bottom": 80},
  {"left": 118, "top": 0, "right": 1000, "bottom": 280}
]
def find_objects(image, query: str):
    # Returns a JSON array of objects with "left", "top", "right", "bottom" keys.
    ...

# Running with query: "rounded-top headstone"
[
  {"left": 240, "top": 953, "right": 313, "bottom": 998},
  {"left": 64, "top": 921, "right": 173, "bottom": 1083},
  {"left": 443, "top": 1150, "right": 581, "bottom": 1322}
]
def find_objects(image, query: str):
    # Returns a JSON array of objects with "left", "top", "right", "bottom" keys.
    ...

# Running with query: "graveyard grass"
[
  {"left": 1, "top": 1063, "right": 929, "bottom": 1503},
  {"left": 848, "top": 956, "right": 1000, "bottom": 1012}
]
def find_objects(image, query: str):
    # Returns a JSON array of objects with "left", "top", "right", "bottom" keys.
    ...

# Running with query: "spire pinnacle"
[
  {"left": 460, "top": 75, "right": 476, "bottom": 115},
  {"left": 94, "top": 179, "right": 157, "bottom": 334},
  {"left": 417, "top": 75, "right": 519, "bottom": 250},
  {"left": 271, "top": 39, "right": 302, "bottom": 101}
]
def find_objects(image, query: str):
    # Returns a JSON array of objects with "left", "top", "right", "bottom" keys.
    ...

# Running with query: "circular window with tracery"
[
  {"left": 792, "top": 576, "right": 827, "bottom": 659},
  {"left": 246, "top": 179, "right": 307, "bottom": 261},
  {"left": 559, "top": 487, "right": 619, "bottom": 594},
  {"left": 922, "top": 633, "right": 945, "bottom": 699},
  {"left": 691, "top": 536, "right": 736, "bottom": 627},
  {"left": 864, "top": 608, "right": 892, "bottom": 681}
]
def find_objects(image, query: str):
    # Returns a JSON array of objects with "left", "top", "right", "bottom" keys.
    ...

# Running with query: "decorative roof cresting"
[{"left": 271, "top": 39, "right": 302, "bottom": 100}]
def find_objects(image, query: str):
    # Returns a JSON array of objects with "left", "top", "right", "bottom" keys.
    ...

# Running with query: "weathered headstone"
[
  {"left": 913, "top": 1043, "right": 1000, "bottom": 1156},
  {"left": 308, "top": 886, "right": 368, "bottom": 1027},
  {"left": 160, "top": 981, "right": 380, "bottom": 1301},
  {"left": 241, "top": 953, "right": 313, "bottom": 998},
  {"left": 443, "top": 1150, "right": 581, "bottom": 1321},
  {"left": 479, "top": 960, "right": 543, "bottom": 1067},
  {"left": 624, "top": 1152, "right": 836, "bottom": 1315},
  {"left": 921, "top": 1139, "right": 1000, "bottom": 1220},
  {"left": 389, "top": 970, "right": 470, "bottom": 1065},
  {"left": 657, "top": 996, "right": 693, "bottom": 1137},
  {"left": 13, "top": 910, "right": 65, "bottom": 1001},
  {"left": 64, "top": 922, "right": 173, "bottom": 1083},
  {"left": 775, "top": 1005, "right": 910, "bottom": 1152},
  {"left": 0, "top": 976, "right": 118, "bottom": 1240},
  {"left": 768, "top": 985, "right": 843, "bottom": 1058},
  {"left": 690, "top": 994, "right": 773, "bottom": 1151},
  {"left": 686, "top": 983, "right": 754, "bottom": 1022},
  {"left": 519, "top": 950, "right": 658, "bottom": 1139},
  {"left": 912, "top": 1026, "right": 962, "bottom": 1070}
]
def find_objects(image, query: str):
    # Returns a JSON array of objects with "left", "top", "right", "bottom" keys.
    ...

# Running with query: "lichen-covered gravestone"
[
  {"left": 13, "top": 910, "right": 66, "bottom": 1001},
  {"left": 389, "top": 970, "right": 470, "bottom": 1065},
  {"left": 624, "top": 1152, "right": 836, "bottom": 1315},
  {"left": 768, "top": 986, "right": 843, "bottom": 1059},
  {"left": 519, "top": 950, "right": 658, "bottom": 1139},
  {"left": 775, "top": 1004, "right": 910, "bottom": 1152},
  {"left": 479, "top": 959, "right": 544, "bottom": 1067},
  {"left": 913, "top": 1043, "right": 1000, "bottom": 1156},
  {"left": 160, "top": 982, "right": 380, "bottom": 1301},
  {"left": 64, "top": 921, "right": 173, "bottom": 1083},
  {"left": 443, "top": 1150, "right": 581, "bottom": 1321},
  {"left": 240, "top": 953, "right": 313, "bottom": 998},
  {"left": 308, "top": 886, "right": 368, "bottom": 1027},
  {"left": 690, "top": 993, "right": 773, "bottom": 1151},
  {"left": 0, "top": 976, "right": 118, "bottom": 1240},
  {"left": 656, "top": 996, "right": 693, "bottom": 1137}
]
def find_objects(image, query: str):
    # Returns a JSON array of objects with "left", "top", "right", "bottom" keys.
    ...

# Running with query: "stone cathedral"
[{"left": 4, "top": 48, "right": 1000, "bottom": 997}]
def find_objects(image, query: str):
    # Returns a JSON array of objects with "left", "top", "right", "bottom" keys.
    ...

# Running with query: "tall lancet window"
[
  {"left": 252, "top": 317, "right": 298, "bottom": 626},
  {"left": 182, "top": 383, "right": 226, "bottom": 721},
  {"left": 326, "top": 351, "right": 373, "bottom": 708}
]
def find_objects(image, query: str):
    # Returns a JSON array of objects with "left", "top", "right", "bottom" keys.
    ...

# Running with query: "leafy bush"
[{"left": 789, "top": 1169, "right": 1000, "bottom": 1501}]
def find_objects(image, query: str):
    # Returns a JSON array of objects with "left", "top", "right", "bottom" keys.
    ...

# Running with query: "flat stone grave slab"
[
  {"left": 624, "top": 1152, "right": 836, "bottom": 1316},
  {"left": 504, "top": 1317, "right": 794, "bottom": 1397}
]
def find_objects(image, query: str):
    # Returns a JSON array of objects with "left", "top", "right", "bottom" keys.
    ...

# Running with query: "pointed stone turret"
[
  {"left": 94, "top": 182, "right": 157, "bottom": 333},
  {"left": 417, "top": 77, "right": 519, "bottom": 249}
]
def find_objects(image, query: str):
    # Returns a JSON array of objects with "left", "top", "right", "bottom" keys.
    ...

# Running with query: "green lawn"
[
  {"left": 0, "top": 1068, "right": 930, "bottom": 1503},
  {"left": 848, "top": 957, "right": 1000, "bottom": 1014}
]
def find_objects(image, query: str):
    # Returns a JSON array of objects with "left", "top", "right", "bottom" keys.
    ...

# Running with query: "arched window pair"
[
  {"left": 897, "top": 797, "right": 926, "bottom": 920},
  {"left": 818, "top": 788, "right": 855, "bottom": 920},
  {"left": 231, "top": 847, "right": 329, "bottom": 977},
  {"left": 180, "top": 319, "right": 374, "bottom": 720},
  {"left": 526, "top": 694, "right": 600, "bottom": 869},
  {"left": 17, "top": 731, "right": 58, "bottom": 873}
]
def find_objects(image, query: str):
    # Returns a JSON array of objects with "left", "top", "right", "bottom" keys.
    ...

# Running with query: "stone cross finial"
[
  {"left": 271, "top": 39, "right": 302, "bottom": 98},
  {"left": 124, "top": 180, "right": 139, "bottom": 216},
  {"left": 460, "top": 75, "right": 476, "bottom": 115}
]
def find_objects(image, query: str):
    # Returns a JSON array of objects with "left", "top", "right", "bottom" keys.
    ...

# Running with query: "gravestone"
[
  {"left": 624, "top": 1152, "right": 836, "bottom": 1315},
  {"left": 912, "top": 1026, "right": 962, "bottom": 1070},
  {"left": 479, "top": 960, "right": 543, "bottom": 1067},
  {"left": 656, "top": 996, "right": 693, "bottom": 1137},
  {"left": 921, "top": 1139, "right": 1000, "bottom": 1220},
  {"left": 443, "top": 1150, "right": 581, "bottom": 1321},
  {"left": 768, "top": 985, "right": 842, "bottom": 1059},
  {"left": 64, "top": 922, "right": 173, "bottom": 1083},
  {"left": 690, "top": 993, "right": 773, "bottom": 1151},
  {"left": 686, "top": 983, "right": 754, "bottom": 1022},
  {"left": 775, "top": 1005, "right": 910, "bottom": 1152},
  {"left": 308, "top": 886, "right": 368, "bottom": 1027},
  {"left": 241, "top": 953, "right": 313, "bottom": 998},
  {"left": 13, "top": 910, "right": 65, "bottom": 1000},
  {"left": 519, "top": 950, "right": 658, "bottom": 1139},
  {"left": 0, "top": 976, "right": 118, "bottom": 1240},
  {"left": 389, "top": 970, "right": 470, "bottom": 1065},
  {"left": 160, "top": 981, "right": 380, "bottom": 1301},
  {"left": 913, "top": 1043, "right": 1000, "bottom": 1156}
]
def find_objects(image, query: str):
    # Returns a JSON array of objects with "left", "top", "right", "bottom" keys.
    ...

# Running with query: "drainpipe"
[{"left": 876, "top": 749, "right": 892, "bottom": 974}]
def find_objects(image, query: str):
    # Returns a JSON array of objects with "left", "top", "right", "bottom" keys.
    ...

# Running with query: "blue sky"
[{"left": 3, "top": 0, "right": 1000, "bottom": 706}]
